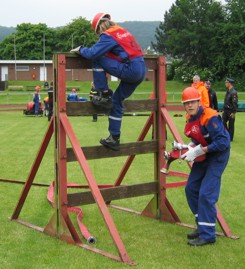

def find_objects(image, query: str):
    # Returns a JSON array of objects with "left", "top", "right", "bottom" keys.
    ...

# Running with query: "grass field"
[
  {"left": 0, "top": 104, "right": 245, "bottom": 268},
  {"left": 1, "top": 81, "right": 245, "bottom": 107}
]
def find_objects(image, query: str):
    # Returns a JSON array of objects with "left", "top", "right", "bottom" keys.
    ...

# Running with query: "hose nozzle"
[
  {"left": 87, "top": 236, "right": 96, "bottom": 244},
  {"left": 172, "top": 141, "right": 188, "bottom": 150}
]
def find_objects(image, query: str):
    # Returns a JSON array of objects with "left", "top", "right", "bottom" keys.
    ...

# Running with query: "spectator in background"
[
  {"left": 67, "top": 88, "right": 79, "bottom": 101},
  {"left": 90, "top": 82, "right": 98, "bottom": 122},
  {"left": 44, "top": 81, "right": 49, "bottom": 88},
  {"left": 43, "top": 96, "right": 49, "bottom": 116},
  {"left": 33, "top": 86, "right": 41, "bottom": 117},
  {"left": 192, "top": 75, "right": 210, "bottom": 107},
  {"left": 222, "top": 78, "right": 238, "bottom": 142},
  {"left": 48, "top": 81, "right": 53, "bottom": 121},
  {"left": 205, "top": 80, "right": 218, "bottom": 110},
  {"left": 79, "top": 96, "right": 88, "bottom": 102}
]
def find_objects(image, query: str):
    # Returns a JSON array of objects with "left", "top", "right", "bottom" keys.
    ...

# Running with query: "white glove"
[
  {"left": 181, "top": 144, "right": 205, "bottom": 162},
  {"left": 70, "top": 46, "right": 82, "bottom": 54}
]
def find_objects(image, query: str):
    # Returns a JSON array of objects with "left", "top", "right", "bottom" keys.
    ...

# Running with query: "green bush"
[{"left": 173, "top": 61, "right": 214, "bottom": 83}]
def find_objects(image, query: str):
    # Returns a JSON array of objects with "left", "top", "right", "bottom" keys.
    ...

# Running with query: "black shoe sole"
[
  {"left": 91, "top": 97, "right": 113, "bottom": 110},
  {"left": 100, "top": 139, "right": 120, "bottom": 151},
  {"left": 188, "top": 239, "right": 216, "bottom": 246}
]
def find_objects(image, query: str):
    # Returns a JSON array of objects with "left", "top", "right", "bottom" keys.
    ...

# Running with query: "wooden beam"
[
  {"left": 65, "top": 54, "right": 92, "bottom": 69},
  {"left": 66, "top": 140, "right": 158, "bottom": 161},
  {"left": 68, "top": 182, "right": 158, "bottom": 206},
  {"left": 66, "top": 99, "right": 157, "bottom": 116},
  {"left": 64, "top": 53, "right": 159, "bottom": 70}
]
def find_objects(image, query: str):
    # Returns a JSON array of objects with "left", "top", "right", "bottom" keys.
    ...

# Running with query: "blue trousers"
[
  {"left": 92, "top": 56, "right": 146, "bottom": 135},
  {"left": 185, "top": 148, "right": 230, "bottom": 240},
  {"left": 34, "top": 101, "right": 39, "bottom": 115}
]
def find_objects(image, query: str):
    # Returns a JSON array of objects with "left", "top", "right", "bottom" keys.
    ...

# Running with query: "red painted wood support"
[
  {"left": 45, "top": 54, "right": 135, "bottom": 264},
  {"left": 11, "top": 119, "right": 54, "bottom": 220}
]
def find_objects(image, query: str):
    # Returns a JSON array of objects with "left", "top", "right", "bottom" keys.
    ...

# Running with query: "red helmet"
[
  {"left": 35, "top": 86, "right": 41, "bottom": 91},
  {"left": 181, "top": 87, "right": 200, "bottom": 103},
  {"left": 92, "top": 12, "right": 111, "bottom": 34}
]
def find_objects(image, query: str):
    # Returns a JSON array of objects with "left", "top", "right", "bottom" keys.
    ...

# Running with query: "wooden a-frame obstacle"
[{"left": 11, "top": 54, "right": 238, "bottom": 266}]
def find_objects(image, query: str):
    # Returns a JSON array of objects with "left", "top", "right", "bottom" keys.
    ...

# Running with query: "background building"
[{"left": 0, "top": 60, "right": 155, "bottom": 82}]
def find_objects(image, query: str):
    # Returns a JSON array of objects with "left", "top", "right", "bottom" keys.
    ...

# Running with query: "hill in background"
[
  {"left": 0, "top": 26, "right": 16, "bottom": 41},
  {"left": 0, "top": 21, "right": 160, "bottom": 49},
  {"left": 118, "top": 21, "right": 160, "bottom": 49}
]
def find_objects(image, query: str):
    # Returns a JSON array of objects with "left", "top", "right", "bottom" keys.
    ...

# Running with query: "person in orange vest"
[
  {"left": 33, "top": 86, "right": 41, "bottom": 116},
  {"left": 191, "top": 75, "right": 210, "bottom": 107},
  {"left": 71, "top": 12, "right": 146, "bottom": 151},
  {"left": 43, "top": 96, "right": 49, "bottom": 116},
  {"left": 180, "top": 87, "right": 230, "bottom": 246}
]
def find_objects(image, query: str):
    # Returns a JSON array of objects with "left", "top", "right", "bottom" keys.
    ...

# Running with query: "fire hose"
[
  {"left": 160, "top": 141, "right": 206, "bottom": 174},
  {"left": 47, "top": 181, "right": 96, "bottom": 244}
]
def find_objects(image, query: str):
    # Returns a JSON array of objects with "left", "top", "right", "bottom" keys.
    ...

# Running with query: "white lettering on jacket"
[{"left": 116, "top": 32, "right": 130, "bottom": 39}]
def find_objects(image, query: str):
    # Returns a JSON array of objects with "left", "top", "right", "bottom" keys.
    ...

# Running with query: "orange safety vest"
[
  {"left": 192, "top": 81, "right": 210, "bottom": 107},
  {"left": 184, "top": 106, "right": 218, "bottom": 146},
  {"left": 104, "top": 25, "right": 143, "bottom": 61}
]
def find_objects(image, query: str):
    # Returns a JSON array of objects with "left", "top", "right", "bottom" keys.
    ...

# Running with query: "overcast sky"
[
  {"left": 1, "top": 0, "right": 226, "bottom": 28},
  {"left": 0, "top": 0, "right": 186, "bottom": 27}
]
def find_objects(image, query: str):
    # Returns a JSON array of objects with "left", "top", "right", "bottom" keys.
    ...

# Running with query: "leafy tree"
[
  {"left": 220, "top": 0, "right": 245, "bottom": 80},
  {"left": 152, "top": 0, "right": 245, "bottom": 83},
  {"left": 55, "top": 17, "right": 97, "bottom": 53},
  {"left": 0, "top": 23, "right": 57, "bottom": 60},
  {"left": 0, "top": 18, "right": 97, "bottom": 60},
  {"left": 152, "top": 0, "right": 225, "bottom": 68}
]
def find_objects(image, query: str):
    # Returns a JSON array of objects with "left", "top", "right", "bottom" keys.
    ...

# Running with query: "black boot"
[
  {"left": 100, "top": 135, "right": 120, "bottom": 151},
  {"left": 90, "top": 89, "right": 113, "bottom": 110},
  {"left": 92, "top": 114, "right": 98, "bottom": 122},
  {"left": 187, "top": 229, "right": 199, "bottom": 240},
  {"left": 188, "top": 237, "right": 216, "bottom": 246}
]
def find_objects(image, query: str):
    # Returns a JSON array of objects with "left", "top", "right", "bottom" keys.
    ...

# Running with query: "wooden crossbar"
[
  {"left": 68, "top": 182, "right": 158, "bottom": 206},
  {"left": 65, "top": 54, "right": 159, "bottom": 70},
  {"left": 66, "top": 140, "right": 158, "bottom": 161},
  {"left": 66, "top": 99, "right": 157, "bottom": 116}
]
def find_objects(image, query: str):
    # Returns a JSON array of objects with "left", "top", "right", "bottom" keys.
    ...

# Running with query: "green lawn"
[{"left": 0, "top": 108, "right": 244, "bottom": 268}]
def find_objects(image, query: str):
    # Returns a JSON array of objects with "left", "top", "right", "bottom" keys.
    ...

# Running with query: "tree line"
[
  {"left": 0, "top": 18, "right": 97, "bottom": 61},
  {"left": 152, "top": 0, "right": 245, "bottom": 87},
  {"left": 0, "top": 20, "right": 160, "bottom": 60},
  {"left": 0, "top": 0, "right": 244, "bottom": 86}
]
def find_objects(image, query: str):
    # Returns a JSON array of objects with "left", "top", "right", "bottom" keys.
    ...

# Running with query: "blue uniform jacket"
[{"left": 79, "top": 34, "right": 131, "bottom": 62}]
